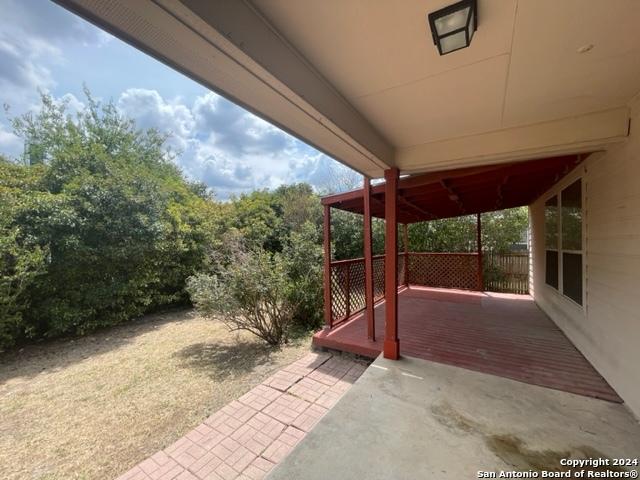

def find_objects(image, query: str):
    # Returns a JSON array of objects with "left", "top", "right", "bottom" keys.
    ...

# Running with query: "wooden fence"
[{"left": 483, "top": 251, "right": 530, "bottom": 295}]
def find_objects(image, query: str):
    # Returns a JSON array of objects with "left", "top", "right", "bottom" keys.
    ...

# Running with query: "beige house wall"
[{"left": 530, "top": 97, "right": 640, "bottom": 418}]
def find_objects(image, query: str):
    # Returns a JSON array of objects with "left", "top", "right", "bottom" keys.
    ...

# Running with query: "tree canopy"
[
  {"left": 0, "top": 90, "right": 529, "bottom": 350},
  {"left": 0, "top": 91, "right": 217, "bottom": 348}
]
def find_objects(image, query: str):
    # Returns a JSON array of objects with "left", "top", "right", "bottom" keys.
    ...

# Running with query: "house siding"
[{"left": 530, "top": 97, "right": 640, "bottom": 418}]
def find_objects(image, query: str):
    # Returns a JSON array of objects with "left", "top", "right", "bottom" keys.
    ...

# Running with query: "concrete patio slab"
[{"left": 268, "top": 355, "right": 640, "bottom": 480}]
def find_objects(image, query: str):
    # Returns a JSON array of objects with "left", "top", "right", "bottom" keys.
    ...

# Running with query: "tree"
[
  {"left": 315, "top": 161, "right": 362, "bottom": 195},
  {"left": 0, "top": 158, "right": 48, "bottom": 347},
  {"left": 0, "top": 90, "right": 217, "bottom": 348},
  {"left": 481, "top": 207, "right": 529, "bottom": 253},
  {"left": 282, "top": 221, "right": 324, "bottom": 329},
  {"left": 408, "top": 216, "right": 477, "bottom": 252},
  {"left": 187, "top": 185, "right": 327, "bottom": 339},
  {"left": 406, "top": 208, "right": 528, "bottom": 253}
]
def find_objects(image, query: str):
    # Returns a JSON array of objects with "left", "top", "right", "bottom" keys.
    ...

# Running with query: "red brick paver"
[{"left": 116, "top": 352, "right": 367, "bottom": 480}]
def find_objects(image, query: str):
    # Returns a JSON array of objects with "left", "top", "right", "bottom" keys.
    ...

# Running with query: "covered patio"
[{"left": 314, "top": 153, "right": 622, "bottom": 403}]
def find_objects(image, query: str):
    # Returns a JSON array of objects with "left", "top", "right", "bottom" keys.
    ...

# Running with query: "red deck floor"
[{"left": 313, "top": 286, "right": 621, "bottom": 402}]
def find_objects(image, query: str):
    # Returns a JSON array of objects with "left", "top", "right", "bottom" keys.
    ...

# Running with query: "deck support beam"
[
  {"left": 476, "top": 213, "right": 484, "bottom": 291},
  {"left": 323, "top": 205, "right": 333, "bottom": 328},
  {"left": 384, "top": 168, "right": 400, "bottom": 360},
  {"left": 363, "top": 177, "right": 375, "bottom": 341}
]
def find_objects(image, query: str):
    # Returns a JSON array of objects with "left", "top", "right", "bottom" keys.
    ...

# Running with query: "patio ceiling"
[
  {"left": 322, "top": 154, "right": 585, "bottom": 223},
  {"left": 55, "top": 0, "right": 637, "bottom": 177}
]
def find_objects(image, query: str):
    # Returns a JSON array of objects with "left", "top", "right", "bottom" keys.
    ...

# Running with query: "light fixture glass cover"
[{"left": 428, "top": 0, "right": 477, "bottom": 55}]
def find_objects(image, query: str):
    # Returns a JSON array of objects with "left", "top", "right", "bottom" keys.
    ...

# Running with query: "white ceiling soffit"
[
  {"left": 54, "top": 0, "right": 394, "bottom": 178},
  {"left": 253, "top": 0, "right": 639, "bottom": 171},
  {"left": 503, "top": 0, "right": 640, "bottom": 128}
]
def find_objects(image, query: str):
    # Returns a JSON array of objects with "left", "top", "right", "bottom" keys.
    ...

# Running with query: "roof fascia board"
[{"left": 396, "top": 107, "right": 629, "bottom": 174}]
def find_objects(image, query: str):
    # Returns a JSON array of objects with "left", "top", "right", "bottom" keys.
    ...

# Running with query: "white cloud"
[
  {"left": 0, "top": 123, "right": 21, "bottom": 159},
  {"left": 0, "top": 0, "right": 110, "bottom": 111},
  {"left": 57, "top": 93, "right": 85, "bottom": 116},
  {"left": 112, "top": 88, "right": 357, "bottom": 199},
  {"left": 0, "top": 35, "right": 56, "bottom": 107},
  {"left": 117, "top": 89, "right": 195, "bottom": 151},
  {"left": 1, "top": 0, "right": 109, "bottom": 47}
]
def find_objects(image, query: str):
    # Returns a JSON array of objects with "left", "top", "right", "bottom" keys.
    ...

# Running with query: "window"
[
  {"left": 561, "top": 180, "right": 583, "bottom": 305},
  {"left": 544, "top": 195, "right": 559, "bottom": 289},
  {"left": 544, "top": 179, "right": 583, "bottom": 306}
]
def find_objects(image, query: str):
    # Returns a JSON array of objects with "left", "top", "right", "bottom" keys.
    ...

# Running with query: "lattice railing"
[
  {"left": 328, "top": 252, "right": 480, "bottom": 326},
  {"left": 330, "top": 255, "right": 388, "bottom": 326},
  {"left": 408, "top": 253, "right": 480, "bottom": 290},
  {"left": 372, "top": 255, "right": 385, "bottom": 302}
]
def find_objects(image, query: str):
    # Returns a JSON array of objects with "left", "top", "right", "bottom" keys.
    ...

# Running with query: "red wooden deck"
[{"left": 313, "top": 286, "right": 621, "bottom": 402}]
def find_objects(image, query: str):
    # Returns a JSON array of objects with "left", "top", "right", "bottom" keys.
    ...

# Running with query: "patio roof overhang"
[
  {"left": 322, "top": 154, "right": 586, "bottom": 224},
  {"left": 54, "top": 0, "right": 635, "bottom": 179}
]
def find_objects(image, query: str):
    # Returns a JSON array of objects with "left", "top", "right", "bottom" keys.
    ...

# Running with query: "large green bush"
[
  {"left": 187, "top": 241, "right": 296, "bottom": 346},
  {"left": 407, "top": 208, "right": 528, "bottom": 253},
  {"left": 1, "top": 159, "right": 54, "bottom": 345},
  {"left": 187, "top": 218, "right": 324, "bottom": 345},
  {"left": 0, "top": 92, "right": 216, "bottom": 349}
]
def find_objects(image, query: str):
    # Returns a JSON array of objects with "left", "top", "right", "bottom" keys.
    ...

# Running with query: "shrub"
[
  {"left": 282, "top": 221, "right": 324, "bottom": 329},
  {"left": 0, "top": 226, "right": 47, "bottom": 350},
  {"left": 187, "top": 239, "right": 296, "bottom": 345},
  {"left": 0, "top": 91, "right": 217, "bottom": 348}
]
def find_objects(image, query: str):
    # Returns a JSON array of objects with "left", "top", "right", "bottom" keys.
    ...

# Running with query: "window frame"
[
  {"left": 542, "top": 174, "right": 585, "bottom": 309},
  {"left": 544, "top": 195, "right": 559, "bottom": 290}
]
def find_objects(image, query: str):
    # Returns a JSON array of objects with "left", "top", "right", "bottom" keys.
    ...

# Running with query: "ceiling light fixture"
[{"left": 428, "top": 0, "right": 478, "bottom": 55}]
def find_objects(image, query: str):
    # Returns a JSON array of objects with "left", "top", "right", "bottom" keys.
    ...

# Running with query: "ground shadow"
[
  {"left": 174, "top": 340, "right": 278, "bottom": 380},
  {"left": 0, "top": 308, "right": 194, "bottom": 384}
]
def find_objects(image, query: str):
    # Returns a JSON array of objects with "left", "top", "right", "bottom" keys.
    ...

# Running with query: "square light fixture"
[{"left": 428, "top": 0, "right": 477, "bottom": 55}]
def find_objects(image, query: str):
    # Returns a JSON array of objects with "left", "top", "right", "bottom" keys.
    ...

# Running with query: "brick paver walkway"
[{"left": 116, "top": 352, "right": 368, "bottom": 480}]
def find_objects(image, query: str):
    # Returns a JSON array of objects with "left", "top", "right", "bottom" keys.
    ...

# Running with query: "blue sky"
[{"left": 0, "top": 0, "right": 359, "bottom": 198}]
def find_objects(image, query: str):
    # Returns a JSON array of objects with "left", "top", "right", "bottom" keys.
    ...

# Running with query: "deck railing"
[
  {"left": 328, "top": 251, "right": 532, "bottom": 326},
  {"left": 329, "top": 254, "right": 405, "bottom": 325},
  {"left": 407, "top": 252, "right": 480, "bottom": 291},
  {"left": 328, "top": 252, "right": 479, "bottom": 326}
]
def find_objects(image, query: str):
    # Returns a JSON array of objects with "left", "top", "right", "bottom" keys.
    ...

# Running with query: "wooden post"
[
  {"left": 403, "top": 223, "right": 409, "bottom": 287},
  {"left": 384, "top": 168, "right": 400, "bottom": 360},
  {"left": 323, "top": 205, "right": 333, "bottom": 328},
  {"left": 363, "top": 177, "right": 375, "bottom": 340},
  {"left": 476, "top": 213, "right": 484, "bottom": 291}
]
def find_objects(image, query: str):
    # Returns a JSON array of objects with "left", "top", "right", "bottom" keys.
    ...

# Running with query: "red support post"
[
  {"left": 363, "top": 177, "right": 375, "bottom": 340},
  {"left": 384, "top": 167, "right": 400, "bottom": 360},
  {"left": 323, "top": 205, "right": 333, "bottom": 328},
  {"left": 403, "top": 223, "right": 409, "bottom": 287},
  {"left": 477, "top": 213, "right": 484, "bottom": 291}
]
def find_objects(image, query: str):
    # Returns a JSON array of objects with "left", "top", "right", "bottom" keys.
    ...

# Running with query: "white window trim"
[{"left": 542, "top": 170, "right": 586, "bottom": 310}]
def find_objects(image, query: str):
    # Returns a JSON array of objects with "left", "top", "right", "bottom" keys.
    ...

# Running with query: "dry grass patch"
[{"left": 0, "top": 309, "right": 312, "bottom": 480}]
